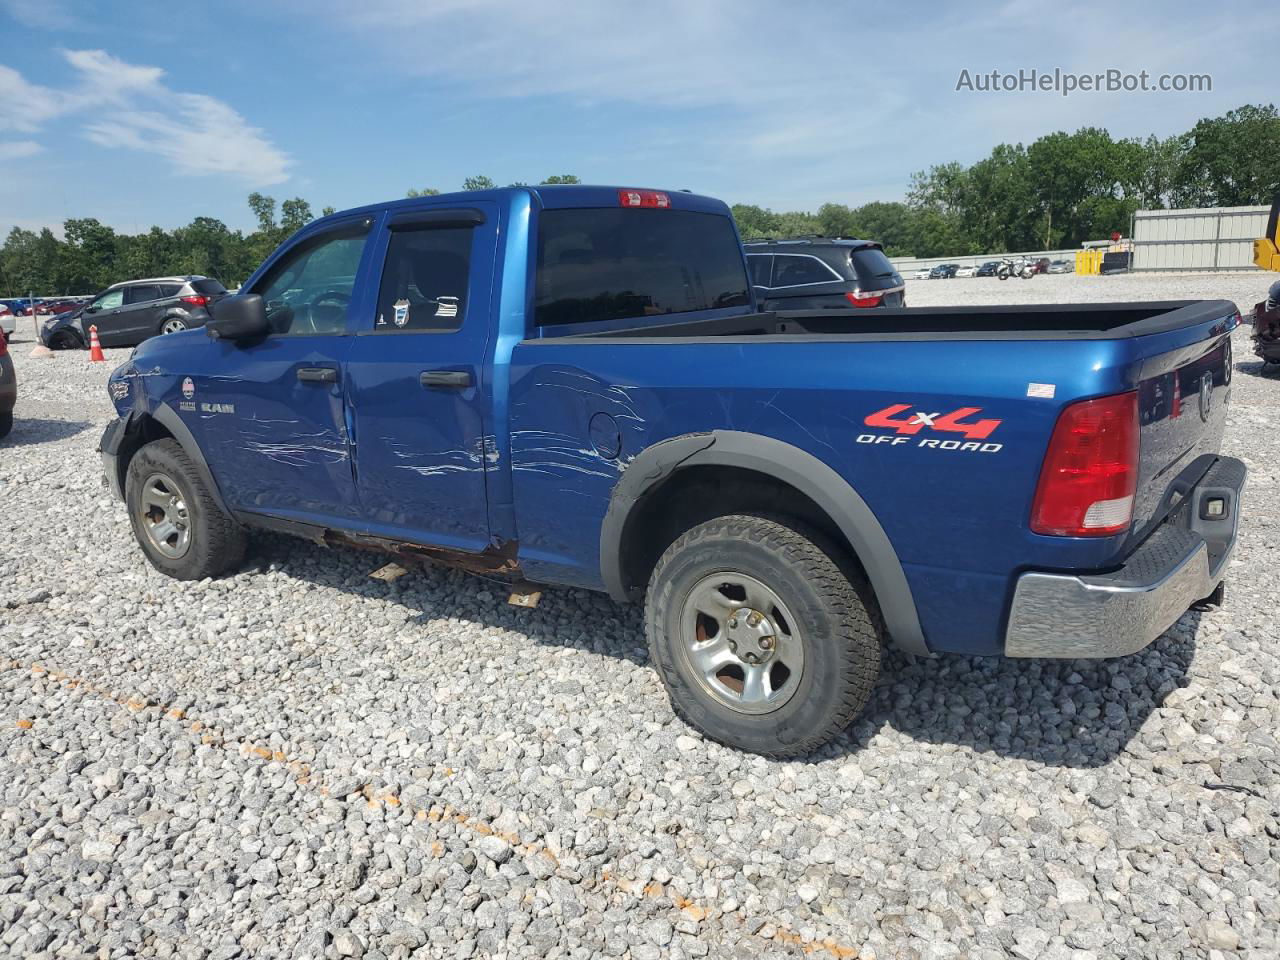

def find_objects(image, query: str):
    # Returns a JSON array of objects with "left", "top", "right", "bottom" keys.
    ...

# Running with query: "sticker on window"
[{"left": 393, "top": 299, "right": 410, "bottom": 327}]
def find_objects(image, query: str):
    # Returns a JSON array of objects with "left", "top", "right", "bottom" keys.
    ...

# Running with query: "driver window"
[
  {"left": 252, "top": 223, "right": 371, "bottom": 336},
  {"left": 95, "top": 289, "right": 124, "bottom": 310}
]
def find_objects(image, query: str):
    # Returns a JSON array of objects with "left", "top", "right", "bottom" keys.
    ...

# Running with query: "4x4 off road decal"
[{"left": 859, "top": 403, "right": 1004, "bottom": 453}]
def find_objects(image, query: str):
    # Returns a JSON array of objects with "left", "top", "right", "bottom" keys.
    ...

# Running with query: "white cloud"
[
  {"left": 1, "top": 140, "right": 43, "bottom": 159},
  {"left": 0, "top": 49, "right": 289, "bottom": 185},
  {"left": 0, "top": 0, "right": 76, "bottom": 28}
]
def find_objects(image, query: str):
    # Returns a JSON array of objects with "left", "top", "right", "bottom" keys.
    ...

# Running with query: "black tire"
[
  {"left": 646, "top": 514, "right": 881, "bottom": 758},
  {"left": 159, "top": 316, "right": 190, "bottom": 336},
  {"left": 0, "top": 411, "right": 11, "bottom": 441},
  {"left": 49, "top": 331, "right": 83, "bottom": 350},
  {"left": 125, "top": 438, "right": 247, "bottom": 580}
]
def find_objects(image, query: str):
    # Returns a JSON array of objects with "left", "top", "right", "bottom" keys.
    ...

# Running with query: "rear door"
[
  {"left": 345, "top": 204, "right": 498, "bottom": 552},
  {"left": 117, "top": 284, "right": 164, "bottom": 344}
]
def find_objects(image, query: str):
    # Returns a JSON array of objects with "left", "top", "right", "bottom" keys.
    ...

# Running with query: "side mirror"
[
  {"left": 86, "top": 305, "right": 100, "bottom": 313},
  {"left": 206, "top": 294, "right": 269, "bottom": 341}
]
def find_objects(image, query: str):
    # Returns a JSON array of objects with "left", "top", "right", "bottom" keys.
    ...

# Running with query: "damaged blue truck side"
[{"left": 101, "top": 185, "right": 1245, "bottom": 756}]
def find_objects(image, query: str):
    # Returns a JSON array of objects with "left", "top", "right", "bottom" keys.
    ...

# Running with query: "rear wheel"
[
  {"left": 646, "top": 514, "right": 881, "bottom": 757},
  {"left": 125, "top": 438, "right": 246, "bottom": 580},
  {"left": 160, "top": 317, "right": 189, "bottom": 335}
]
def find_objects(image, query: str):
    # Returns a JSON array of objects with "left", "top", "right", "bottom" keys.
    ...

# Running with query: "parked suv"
[
  {"left": 745, "top": 238, "right": 904, "bottom": 309},
  {"left": 42, "top": 276, "right": 228, "bottom": 349}
]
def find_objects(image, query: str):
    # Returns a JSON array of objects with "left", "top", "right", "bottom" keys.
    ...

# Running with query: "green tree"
[
  {"left": 247, "top": 192, "right": 277, "bottom": 232},
  {"left": 321, "top": 205, "right": 336, "bottom": 217},
  {"left": 1174, "top": 103, "right": 1280, "bottom": 206},
  {"left": 540, "top": 174, "right": 581, "bottom": 184},
  {"left": 461, "top": 175, "right": 495, "bottom": 191},
  {"left": 280, "top": 198, "right": 313, "bottom": 234},
  {"left": 405, "top": 188, "right": 440, "bottom": 198}
]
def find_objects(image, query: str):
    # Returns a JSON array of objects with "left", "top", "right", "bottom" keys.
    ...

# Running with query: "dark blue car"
[{"left": 100, "top": 185, "right": 1245, "bottom": 756}]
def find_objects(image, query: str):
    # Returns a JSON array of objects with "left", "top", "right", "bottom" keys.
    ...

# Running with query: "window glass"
[
  {"left": 534, "top": 208, "right": 750, "bottom": 326},
  {"left": 374, "top": 226, "right": 472, "bottom": 333},
  {"left": 747, "top": 255, "right": 772, "bottom": 286},
  {"left": 252, "top": 224, "right": 370, "bottom": 335},
  {"left": 191, "top": 279, "right": 228, "bottom": 296},
  {"left": 849, "top": 248, "right": 898, "bottom": 285},
  {"left": 771, "top": 255, "right": 837, "bottom": 287},
  {"left": 157, "top": 284, "right": 183, "bottom": 298},
  {"left": 94, "top": 289, "right": 124, "bottom": 310},
  {"left": 125, "top": 285, "right": 160, "bottom": 305}
]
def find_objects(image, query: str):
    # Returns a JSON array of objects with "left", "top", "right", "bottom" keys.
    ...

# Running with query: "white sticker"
[
  {"left": 1026, "top": 382, "right": 1056, "bottom": 399},
  {"left": 393, "top": 299, "right": 410, "bottom": 327},
  {"left": 376, "top": 313, "right": 386, "bottom": 326},
  {"left": 436, "top": 296, "right": 459, "bottom": 319},
  {"left": 182, "top": 377, "right": 195, "bottom": 399}
]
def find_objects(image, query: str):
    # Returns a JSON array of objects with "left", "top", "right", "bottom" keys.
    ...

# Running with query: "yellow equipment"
[{"left": 1254, "top": 192, "right": 1280, "bottom": 271}]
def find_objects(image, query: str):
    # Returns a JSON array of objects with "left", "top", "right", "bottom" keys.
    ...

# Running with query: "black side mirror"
[
  {"left": 206, "top": 294, "right": 270, "bottom": 341},
  {"left": 86, "top": 305, "right": 100, "bottom": 313}
]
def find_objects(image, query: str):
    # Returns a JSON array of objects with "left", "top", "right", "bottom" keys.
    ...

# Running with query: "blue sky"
[{"left": 0, "top": 0, "right": 1274, "bottom": 238}]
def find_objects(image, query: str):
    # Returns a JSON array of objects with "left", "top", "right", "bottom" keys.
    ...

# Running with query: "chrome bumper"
[{"left": 1005, "top": 456, "right": 1245, "bottom": 658}]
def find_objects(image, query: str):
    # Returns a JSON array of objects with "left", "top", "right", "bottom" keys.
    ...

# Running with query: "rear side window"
[
  {"left": 771, "top": 255, "right": 838, "bottom": 287},
  {"left": 746, "top": 255, "right": 772, "bottom": 286},
  {"left": 191, "top": 279, "right": 227, "bottom": 296},
  {"left": 374, "top": 226, "right": 472, "bottom": 333},
  {"left": 157, "top": 284, "right": 182, "bottom": 298},
  {"left": 534, "top": 209, "right": 750, "bottom": 327},
  {"left": 125, "top": 284, "right": 161, "bottom": 305},
  {"left": 849, "top": 247, "right": 899, "bottom": 286}
]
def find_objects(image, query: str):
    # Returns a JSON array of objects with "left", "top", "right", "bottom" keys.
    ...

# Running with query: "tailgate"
[{"left": 1130, "top": 306, "right": 1237, "bottom": 540}]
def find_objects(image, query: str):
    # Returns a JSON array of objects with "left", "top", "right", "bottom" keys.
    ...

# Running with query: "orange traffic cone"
[{"left": 88, "top": 325, "right": 105, "bottom": 362}]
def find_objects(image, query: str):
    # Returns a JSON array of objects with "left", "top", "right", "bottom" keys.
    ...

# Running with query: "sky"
[{"left": 0, "top": 0, "right": 1275, "bottom": 239}]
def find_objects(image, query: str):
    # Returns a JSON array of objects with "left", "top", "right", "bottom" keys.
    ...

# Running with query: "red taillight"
[
  {"left": 180, "top": 295, "right": 208, "bottom": 307},
  {"left": 1030, "top": 391, "right": 1139, "bottom": 537},
  {"left": 845, "top": 290, "right": 883, "bottom": 308},
  {"left": 0, "top": 331, "right": 8, "bottom": 357},
  {"left": 618, "top": 189, "right": 671, "bottom": 209}
]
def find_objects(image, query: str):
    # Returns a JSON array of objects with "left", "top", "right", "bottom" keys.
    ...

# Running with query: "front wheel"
[
  {"left": 646, "top": 514, "right": 881, "bottom": 757},
  {"left": 125, "top": 438, "right": 247, "bottom": 580}
]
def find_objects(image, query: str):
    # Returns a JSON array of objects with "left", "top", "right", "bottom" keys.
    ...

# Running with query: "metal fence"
[{"left": 1130, "top": 205, "right": 1269, "bottom": 272}]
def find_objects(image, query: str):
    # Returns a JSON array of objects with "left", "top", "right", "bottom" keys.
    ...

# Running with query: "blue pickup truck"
[{"left": 101, "top": 185, "right": 1245, "bottom": 756}]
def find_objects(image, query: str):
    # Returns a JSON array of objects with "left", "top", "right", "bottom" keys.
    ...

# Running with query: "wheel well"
[
  {"left": 617, "top": 465, "right": 866, "bottom": 597},
  {"left": 113, "top": 415, "right": 174, "bottom": 491}
]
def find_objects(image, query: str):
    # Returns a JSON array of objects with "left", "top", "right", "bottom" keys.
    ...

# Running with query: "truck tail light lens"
[
  {"left": 1030, "top": 391, "right": 1139, "bottom": 537},
  {"left": 180, "top": 295, "right": 208, "bottom": 307},
  {"left": 618, "top": 189, "right": 671, "bottom": 209},
  {"left": 845, "top": 290, "right": 883, "bottom": 308}
]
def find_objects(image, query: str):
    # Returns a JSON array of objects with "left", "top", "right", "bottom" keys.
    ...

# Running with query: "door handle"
[
  {"left": 420, "top": 370, "right": 473, "bottom": 389},
  {"left": 297, "top": 366, "right": 338, "bottom": 384}
]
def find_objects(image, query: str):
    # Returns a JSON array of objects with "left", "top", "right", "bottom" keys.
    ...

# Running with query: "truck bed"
[{"left": 560, "top": 300, "right": 1237, "bottom": 342}]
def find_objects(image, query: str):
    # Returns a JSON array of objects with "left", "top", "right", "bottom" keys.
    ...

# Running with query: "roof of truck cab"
[{"left": 308, "top": 185, "right": 731, "bottom": 229}]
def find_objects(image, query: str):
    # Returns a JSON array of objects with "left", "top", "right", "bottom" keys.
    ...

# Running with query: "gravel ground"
[{"left": 1, "top": 274, "right": 1277, "bottom": 960}]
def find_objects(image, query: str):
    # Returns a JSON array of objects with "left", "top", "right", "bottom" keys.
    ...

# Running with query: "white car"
[
  {"left": 0, "top": 307, "right": 15, "bottom": 337},
  {"left": 911, "top": 267, "right": 931, "bottom": 279},
  {"left": 955, "top": 265, "right": 978, "bottom": 278}
]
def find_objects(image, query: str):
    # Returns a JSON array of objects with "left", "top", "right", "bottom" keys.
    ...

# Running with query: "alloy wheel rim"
[
  {"left": 138, "top": 473, "right": 192, "bottom": 559},
  {"left": 678, "top": 572, "right": 804, "bottom": 715},
  {"left": 162, "top": 319, "right": 185, "bottom": 334}
]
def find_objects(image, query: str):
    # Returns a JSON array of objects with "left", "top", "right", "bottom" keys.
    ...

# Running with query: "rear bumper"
[{"left": 1005, "top": 456, "right": 1245, "bottom": 658}]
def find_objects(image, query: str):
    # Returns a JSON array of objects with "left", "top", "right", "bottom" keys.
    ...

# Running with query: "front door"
[
  {"left": 188, "top": 218, "right": 374, "bottom": 525},
  {"left": 345, "top": 205, "right": 497, "bottom": 553},
  {"left": 85, "top": 288, "right": 128, "bottom": 346}
]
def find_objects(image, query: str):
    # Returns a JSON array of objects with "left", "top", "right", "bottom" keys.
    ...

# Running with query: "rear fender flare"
[{"left": 601, "top": 430, "right": 930, "bottom": 656}]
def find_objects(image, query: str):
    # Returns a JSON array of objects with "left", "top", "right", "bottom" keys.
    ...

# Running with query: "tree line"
[
  {"left": 3, "top": 103, "right": 1277, "bottom": 295},
  {"left": 733, "top": 103, "right": 1279, "bottom": 256}
]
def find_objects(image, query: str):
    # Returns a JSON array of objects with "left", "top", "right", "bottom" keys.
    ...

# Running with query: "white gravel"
[{"left": 1, "top": 274, "right": 1277, "bottom": 960}]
